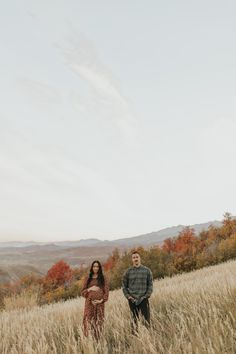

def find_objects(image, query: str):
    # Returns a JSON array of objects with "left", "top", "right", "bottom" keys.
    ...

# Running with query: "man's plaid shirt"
[{"left": 122, "top": 265, "right": 153, "bottom": 301}]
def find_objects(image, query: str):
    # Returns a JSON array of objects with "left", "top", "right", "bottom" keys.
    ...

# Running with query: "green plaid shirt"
[{"left": 122, "top": 265, "right": 153, "bottom": 302}]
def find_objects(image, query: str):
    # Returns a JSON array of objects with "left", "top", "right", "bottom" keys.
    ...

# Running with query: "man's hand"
[
  {"left": 128, "top": 295, "right": 135, "bottom": 301},
  {"left": 92, "top": 299, "right": 103, "bottom": 305},
  {"left": 88, "top": 285, "right": 100, "bottom": 292},
  {"left": 140, "top": 296, "right": 146, "bottom": 302}
]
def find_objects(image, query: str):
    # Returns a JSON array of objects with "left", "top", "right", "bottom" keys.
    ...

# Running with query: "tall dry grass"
[
  {"left": 3, "top": 289, "right": 39, "bottom": 312},
  {"left": 1, "top": 259, "right": 236, "bottom": 353}
]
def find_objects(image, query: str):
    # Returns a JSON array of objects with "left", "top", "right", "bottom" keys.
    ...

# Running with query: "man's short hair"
[{"left": 131, "top": 250, "right": 140, "bottom": 256}]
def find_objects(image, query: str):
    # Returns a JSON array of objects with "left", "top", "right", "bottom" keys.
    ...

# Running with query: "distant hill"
[
  {"left": 0, "top": 241, "right": 48, "bottom": 248},
  {"left": 109, "top": 220, "right": 222, "bottom": 247},
  {"left": 0, "top": 219, "right": 223, "bottom": 284},
  {"left": 0, "top": 239, "right": 100, "bottom": 248},
  {"left": 0, "top": 245, "right": 115, "bottom": 284},
  {"left": 0, "top": 219, "right": 223, "bottom": 249},
  {"left": 55, "top": 220, "right": 222, "bottom": 248},
  {"left": 0, "top": 264, "right": 44, "bottom": 284}
]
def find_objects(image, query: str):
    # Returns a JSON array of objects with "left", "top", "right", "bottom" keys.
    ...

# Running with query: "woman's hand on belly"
[
  {"left": 88, "top": 288, "right": 104, "bottom": 301},
  {"left": 88, "top": 285, "right": 100, "bottom": 292},
  {"left": 92, "top": 299, "right": 103, "bottom": 305}
]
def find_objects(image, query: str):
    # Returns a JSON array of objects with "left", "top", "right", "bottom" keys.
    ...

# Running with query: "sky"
[{"left": 0, "top": 0, "right": 236, "bottom": 242}]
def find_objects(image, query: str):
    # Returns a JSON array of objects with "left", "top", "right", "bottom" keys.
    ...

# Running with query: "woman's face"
[{"left": 92, "top": 262, "right": 100, "bottom": 274}]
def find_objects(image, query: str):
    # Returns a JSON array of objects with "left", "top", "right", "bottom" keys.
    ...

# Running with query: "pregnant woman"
[{"left": 81, "top": 260, "right": 109, "bottom": 340}]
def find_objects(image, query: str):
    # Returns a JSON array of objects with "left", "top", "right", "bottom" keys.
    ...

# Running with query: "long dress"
[{"left": 81, "top": 276, "right": 109, "bottom": 339}]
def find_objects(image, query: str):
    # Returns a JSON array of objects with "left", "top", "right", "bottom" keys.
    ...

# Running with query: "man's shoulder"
[
  {"left": 123, "top": 266, "right": 132, "bottom": 275},
  {"left": 140, "top": 265, "right": 152, "bottom": 273},
  {"left": 126, "top": 266, "right": 134, "bottom": 272}
]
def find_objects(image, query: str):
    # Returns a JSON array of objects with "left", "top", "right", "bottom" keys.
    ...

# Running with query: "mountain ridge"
[
  {"left": 0, "top": 218, "right": 226, "bottom": 284},
  {"left": 0, "top": 219, "right": 222, "bottom": 248}
]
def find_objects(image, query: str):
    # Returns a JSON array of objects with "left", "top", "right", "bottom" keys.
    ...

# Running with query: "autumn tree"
[
  {"left": 219, "top": 212, "right": 236, "bottom": 239},
  {"left": 44, "top": 260, "right": 73, "bottom": 289},
  {"left": 162, "top": 238, "right": 175, "bottom": 254},
  {"left": 103, "top": 248, "right": 120, "bottom": 271},
  {"left": 174, "top": 227, "right": 197, "bottom": 255}
]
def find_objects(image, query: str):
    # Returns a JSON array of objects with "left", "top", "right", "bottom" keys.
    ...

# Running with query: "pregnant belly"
[{"left": 88, "top": 288, "right": 104, "bottom": 301}]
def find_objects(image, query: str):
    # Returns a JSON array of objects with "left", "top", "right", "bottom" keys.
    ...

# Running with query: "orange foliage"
[
  {"left": 162, "top": 227, "right": 197, "bottom": 255},
  {"left": 103, "top": 248, "right": 120, "bottom": 271},
  {"left": 45, "top": 260, "right": 73, "bottom": 288},
  {"left": 174, "top": 227, "right": 196, "bottom": 254},
  {"left": 162, "top": 238, "right": 175, "bottom": 253}
]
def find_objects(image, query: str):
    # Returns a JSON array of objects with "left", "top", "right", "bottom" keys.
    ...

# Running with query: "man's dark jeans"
[{"left": 128, "top": 298, "right": 150, "bottom": 332}]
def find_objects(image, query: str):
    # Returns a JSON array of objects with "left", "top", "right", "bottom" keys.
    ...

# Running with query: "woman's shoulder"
[{"left": 82, "top": 274, "right": 90, "bottom": 285}]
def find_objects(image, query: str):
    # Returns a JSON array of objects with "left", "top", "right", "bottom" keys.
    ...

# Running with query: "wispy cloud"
[
  {"left": 0, "top": 31, "right": 139, "bottom": 240},
  {"left": 18, "top": 79, "right": 61, "bottom": 106},
  {"left": 61, "top": 34, "right": 138, "bottom": 144}
]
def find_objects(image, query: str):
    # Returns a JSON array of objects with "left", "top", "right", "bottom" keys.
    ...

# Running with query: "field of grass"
[{"left": 1, "top": 259, "right": 236, "bottom": 354}]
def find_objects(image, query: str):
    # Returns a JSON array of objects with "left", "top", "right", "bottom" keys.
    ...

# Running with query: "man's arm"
[
  {"left": 144, "top": 268, "right": 153, "bottom": 298},
  {"left": 122, "top": 269, "right": 131, "bottom": 299}
]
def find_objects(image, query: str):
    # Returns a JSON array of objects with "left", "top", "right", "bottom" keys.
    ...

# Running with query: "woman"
[{"left": 81, "top": 260, "right": 109, "bottom": 340}]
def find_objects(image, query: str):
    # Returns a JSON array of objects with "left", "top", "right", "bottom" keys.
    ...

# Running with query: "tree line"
[{"left": 1, "top": 212, "right": 236, "bottom": 309}]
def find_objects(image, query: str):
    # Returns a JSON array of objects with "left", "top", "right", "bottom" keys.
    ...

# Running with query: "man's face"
[{"left": 132, "top": 253, "right": 141, "bottom": 267}]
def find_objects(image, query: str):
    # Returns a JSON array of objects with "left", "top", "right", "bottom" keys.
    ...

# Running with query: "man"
[{"left": 122, "top": 250, "right": 153, "bottom": 331}]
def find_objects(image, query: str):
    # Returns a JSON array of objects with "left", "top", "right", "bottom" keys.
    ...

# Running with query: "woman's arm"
[{"left": 102, "top": 276, "right": 109, "bottom": 302}]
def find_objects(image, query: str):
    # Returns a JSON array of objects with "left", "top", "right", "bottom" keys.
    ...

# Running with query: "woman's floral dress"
[{"left": 81, "top": 276, "right": 109, "bottom": 339}]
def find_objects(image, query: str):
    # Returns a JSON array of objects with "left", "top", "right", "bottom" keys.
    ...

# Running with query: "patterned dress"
[{"left": 81, "top": 276, "right": 109, "bottom": 339}]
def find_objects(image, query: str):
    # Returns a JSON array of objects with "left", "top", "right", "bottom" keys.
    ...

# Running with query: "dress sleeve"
[
  {"left": 81, "top": 276, "right": 89, "bottom": 298},
  {"left": 103, "top": 276, "right": 109, "bottom": 302}
]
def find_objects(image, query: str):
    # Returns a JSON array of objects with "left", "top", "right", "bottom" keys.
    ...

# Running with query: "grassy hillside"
[{"left": 0, "top": 259, "right": 236, "bottom": 353}]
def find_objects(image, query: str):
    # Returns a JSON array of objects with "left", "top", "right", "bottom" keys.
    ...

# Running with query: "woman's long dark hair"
[{"left": 86, "top": 260, "right": 105, "bottom": 288}]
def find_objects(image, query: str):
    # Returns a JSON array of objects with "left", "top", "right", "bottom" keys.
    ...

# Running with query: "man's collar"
[{"left": 133, "top": 263, "right": 142, "bottom": 268}]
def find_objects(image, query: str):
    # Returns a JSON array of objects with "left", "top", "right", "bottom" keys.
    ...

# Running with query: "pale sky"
[{"left": 0, "top": 0, "right": 236, "bottom": 242}]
